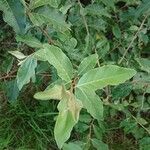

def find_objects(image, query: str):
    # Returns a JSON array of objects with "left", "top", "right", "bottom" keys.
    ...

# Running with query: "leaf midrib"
[
  {"left": 4, "top": 0, "right": 20, "bottom": 31},
  {"left": 77, "top": 72, "right": 133, "bottom": 89},
  {"left": 44, "top": 47, "right": 72, "bottom": 82}
]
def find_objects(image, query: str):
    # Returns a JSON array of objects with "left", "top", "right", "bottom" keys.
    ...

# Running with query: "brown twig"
[{"left": 39, "top": 26, "right": 54, "bottom": 44}]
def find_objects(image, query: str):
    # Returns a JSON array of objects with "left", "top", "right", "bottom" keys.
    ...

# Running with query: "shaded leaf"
[
  {"left": 112, "top": 24, "right": 121, "bottom": 39},
  {"left": 97, "top": 0, "right": 115, "bottom": 10},
  {"left": 136, "top": 58, "right": 150, "bottom": 73},
  {"left": 135, "top": 0, "right": 150, "bottom": 18},
  {"left": 0, "top": 0, "right": 26, "bottom": 34},
  {"left": 139, "top": 137, "right": 150, "bottom": 150},
  {"left": 91, "top": 138, "right": 109, "bottom": 150},
  {"left": 112, "top": 83, "right": 133, "bottom": 100},
  {"left": 29, "top": 6, "right": 70, "bottom": 32},
  {"left": 4, "top": 79, "right": 19, "bottom": 102},
  {"left": 85, "top": 4, "right": 111, "bottom": 18},
  {"left": 63, "top": 142, "right": 82, "bottom": 150},
  {"left": 17, "top": 56, "right": 37, "bottom": 90},
  {"left": 16, "top": 35, "right": 43, "bottom": 48}
]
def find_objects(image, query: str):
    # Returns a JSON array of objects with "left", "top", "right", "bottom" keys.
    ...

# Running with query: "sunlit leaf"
[
  {"left": 77, "top": 65, "right": 136, "bottom": 91},
  {"left": 78, "top": 54, "right": 98, "bottom": 76},
  {"left": 34, "top": 84, "right": 63, "bottom": 100},
  {"left": 75, "top": 88, "right": 103, "bottom": 120},
  {"left": 54, "top": 90, "right": 82, "bottom": 149},
  {"left": 9, "top": 51, "right": 26, "bottom": 60},
  {"left": 34, "top": 44, "right": 73, "bottom": 83}
]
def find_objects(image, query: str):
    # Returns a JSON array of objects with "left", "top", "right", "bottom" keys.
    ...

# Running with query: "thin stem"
[
  {"left": 118, "top": 14, "right": 148, "bottom": 64},
  {"left": 78, "top": 0, "right": 89, "bottom": 36},
  {"left": 131, "top": 115, "right": 150, "bottom": 135},
  {"left": 39, "top": 26, "right": 54, "bottom": 44}
]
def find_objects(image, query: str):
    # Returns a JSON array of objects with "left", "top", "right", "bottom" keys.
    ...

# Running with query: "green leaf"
[
  {"left": 133, "top": 72, "right": 150, "bottom": 94},
  {"left": 139, "top": 137, "right": 150, "bottom": 150},
  {"left": 112, "top": 83, "right": 133, "bottom": 100},
  {"left": 98, "top": 0, "right": 115, "bottom": 10},
  {"left": 96, "top": 38, "right": 110, "bottom": 58},
  {"left": 4, "top": 79, "right": 19, "bottom": 102},
  {"left": 63, "top": 142, "right": 82, "bottom": 150},
  {"left": 0, "top": 0, "right": 26, "bottom": 34},
  {"left": 135, "top": 0, "right": 150, "bottom": 18},
  {"left": 16, "top": 35, "right": 43, "bottom": 48},
  {"left": 77, "top": 65, "right": 136, "bottom": 91},
  {"left": 75, "top": 88, "right": 103, "bottom": 120},
  {"left": 29, "top": 6, "right": 70, "bottom": 32},
  {"left": 85, "top": 4, "right": 111, "bottom": 18},
  {"left": 91, "top": 138, "right": 109, "bottom": 150},
  {"left": 9, "top": 51, "right": 26, "bottom": 60},
  {"left": 54, "top": 90, "right": 82, "bottom": 149},
  {"left": 34, "top": 84, "right": 63, "bottom": 100},
  {"left": 78, "top": 54, "right": 98, "bottom": 76},
  {"left": 34, "top": 44, "right": 73, "bottom": 83},
  {"left": 136, "top": 58, "right": 150, "bottom": 73},
  {"left": 17, "top": 56, "right": 37, "bottom": 90},
  {"left": 29, "top": 0, "right": 61, "bottom": 9},
  {"left": 112, "top": 24, "right": 121, "bottom": 39}
]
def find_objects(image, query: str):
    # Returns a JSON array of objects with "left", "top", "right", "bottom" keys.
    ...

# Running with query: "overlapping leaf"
[
  {"left": 54, "top": 90, "right": 82, "bottom": 149},
  {"left": 29, "top": 6, "right": 70, "bottom": 32},
  {"left": 34, "top": 84, "right": 63, "bottom": 100},
  {"left": 76, "top": 65, "right": 136, "bottom": 120},
  {"left": 16, "top": 35, "right": 43, "bottom": 48},
  {"left": 34, "top": 44, "right": 73, "bottom": 83},
  {"left": 75, "top": 88, "right": 103, "bottom": 120},
  {"left": 29, "top": 0, "right": 61, "bottom": 9},
  {"left": 0, "top": 0, "right": 26, "bottom": 34},
  {"left": 78, "top": 54, "right": 98, "bottom": 76},
  {"left": 17, "top": 56, "right": 37, "bottom": 90},
  {"left": 77, "top": 65, "right": 136, "bottom": 91}
]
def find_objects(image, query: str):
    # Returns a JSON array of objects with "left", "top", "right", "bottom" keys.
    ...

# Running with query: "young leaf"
[
  {"left": 9, "top": 51, "right": 26, "bottom": 60},
  {"left": 54, "top": 90, "right": 82, "bottom": 149},
  {"left": 17, "top": 56, "right": 37, "bottom": 90},
  {"left": 77, "top": 65, "right": 136, "bottom": 91},
  {"left": 78, "top": 54, "right": 98, "bottom": 76},
  {"left": 0, "top": 0, "right": 26, "bottom": 34},
  {"left": 75, "top": 88, "right": 103, "bottom": 120},
  {"left": 34, "top": 84, "right": 63, "bottom": 100},
  {"left": 34, "top": 44, "right": 73, "bottom": 83},
  {"left": 16, "top": 35, "right": 43, "bottom": 48}
]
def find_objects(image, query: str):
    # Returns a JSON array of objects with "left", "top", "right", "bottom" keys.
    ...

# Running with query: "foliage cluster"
[{"left": 0, "top": 0, "right": 150, "bottom": 149}]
